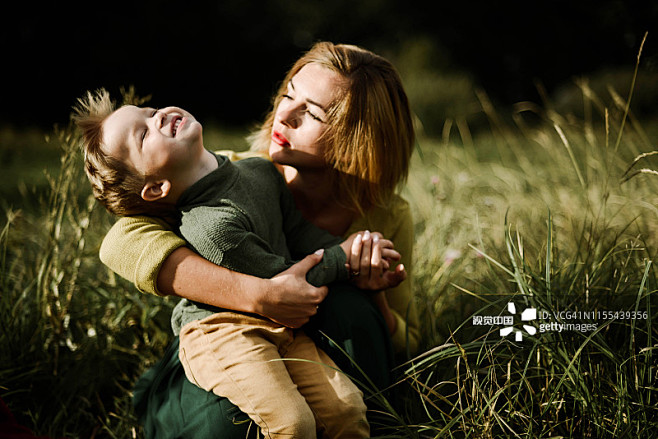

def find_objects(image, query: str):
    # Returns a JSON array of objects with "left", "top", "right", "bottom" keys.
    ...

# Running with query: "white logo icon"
[{"left": 500, "top": 302, "right": 537, "bottom": 341}]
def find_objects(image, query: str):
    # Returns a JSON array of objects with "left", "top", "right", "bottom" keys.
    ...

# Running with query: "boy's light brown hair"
[
  {"left": 250, "top": 41, "right": 415, "bottom": 213},
  {"left": 72, "top": 89, "right": 173, "bottom": 218}
]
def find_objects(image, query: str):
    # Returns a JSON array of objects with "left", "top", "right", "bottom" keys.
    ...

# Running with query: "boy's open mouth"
[{"left": 171, "top": 115, "right": 184, "bottom": 136}]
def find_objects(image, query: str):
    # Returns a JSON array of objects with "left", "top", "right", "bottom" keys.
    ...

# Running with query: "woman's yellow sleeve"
[
  {"left": 353, "top": 196, "right": 421, "bottom": 356},
  {"left": 384, "top": 200, "right": 421, "bottom": 356},
  {"left": 99, "top": 216, "right": 185, "bottom": 295}
]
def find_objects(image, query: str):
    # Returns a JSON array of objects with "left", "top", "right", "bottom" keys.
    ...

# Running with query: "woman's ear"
[{"left": 141, "top": 180, "right": 172, "bottom": 202}]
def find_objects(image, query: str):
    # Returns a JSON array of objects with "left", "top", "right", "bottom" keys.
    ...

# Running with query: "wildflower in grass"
[{"left": 443, "top": 248, "right": 462, "bottom": 265}]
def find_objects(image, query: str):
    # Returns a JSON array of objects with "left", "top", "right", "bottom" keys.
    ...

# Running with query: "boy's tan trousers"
[{"left": 179, "top": 312, "right": 370, "bottom": 438}]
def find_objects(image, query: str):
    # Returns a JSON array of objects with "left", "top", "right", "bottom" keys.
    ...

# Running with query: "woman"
[{"left": 101, "top": 42, "right": 419, "bottom": 437}]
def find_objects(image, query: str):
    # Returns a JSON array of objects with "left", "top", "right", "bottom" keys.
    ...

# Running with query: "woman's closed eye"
[
  {"left": 305, "top": 109, "right": 323, "bottom": 122},
  {"left": 282, "top": 95, "right": 323, "bottom": 122}
]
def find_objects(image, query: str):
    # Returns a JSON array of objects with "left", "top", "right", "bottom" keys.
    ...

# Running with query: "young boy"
[{"left": 74, "top": 90, "right": 400, "bottom": 438}]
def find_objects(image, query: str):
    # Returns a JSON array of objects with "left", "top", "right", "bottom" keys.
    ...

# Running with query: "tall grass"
[
  {"left": 1, "top": 62, "right": 657, "bottom": 437},
  {"left": 383, "top": 40, "right": 658, "bottom": 437},
  {"left": 0, "top": 125, "right": 175, "bottom": 437}
]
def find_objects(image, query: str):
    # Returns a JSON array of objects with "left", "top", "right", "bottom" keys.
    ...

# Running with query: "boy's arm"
[{"left": 180, "top": 205, "right": 349, "bottom": 287}]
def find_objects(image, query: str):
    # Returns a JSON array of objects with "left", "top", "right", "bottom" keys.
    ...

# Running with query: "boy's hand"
[{"left": 341, "top": 230, "right": 407, "bottom": 291}]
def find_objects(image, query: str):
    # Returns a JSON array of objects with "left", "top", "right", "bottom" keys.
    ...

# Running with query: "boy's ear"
[{"left": 141, "top": 180, "right": 172, "bottom": 202}]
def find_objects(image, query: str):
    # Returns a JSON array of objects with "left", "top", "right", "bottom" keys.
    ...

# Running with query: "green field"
[{"left": 1, "top": 68, "right": 657, "bottom": 437}]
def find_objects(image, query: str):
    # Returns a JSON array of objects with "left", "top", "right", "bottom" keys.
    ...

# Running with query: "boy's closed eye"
[{"left": 141, "top": 109, "right": 159, "bottom": 143}]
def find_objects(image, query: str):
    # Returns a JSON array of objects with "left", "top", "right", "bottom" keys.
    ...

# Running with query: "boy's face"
[{"left": 102, "top": 105, "right": 204, "bottom": 180}]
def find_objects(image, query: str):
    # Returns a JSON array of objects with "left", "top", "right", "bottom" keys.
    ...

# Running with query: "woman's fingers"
[
  {"left": 377, "top": 239, "right": 401, "bottom": 261},
  {"left": 359, "top": 231, "right": 372, "bottom": 278},
  {"left": 380, "top": 248, "right": 401, "bottom": 263},
  {"left": 345, "top": 230, "right": 407, "bottom": 291},
  {"left": 349, "top": 232, "right": 363, "bottom": 276},
  {"left": 369, "top": 234, "right": 384, "bottom": 278}
]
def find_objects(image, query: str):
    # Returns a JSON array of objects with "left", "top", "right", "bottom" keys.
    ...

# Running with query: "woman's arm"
[
  {"left": 159, "top": 246, "right": 328, "bottom": 327},
  {"left": 347, "top": 231, "right": 407, "bottom": 336},
  {"left": 382, "top": 202, "right": 420, "bottom": 355},
  {"left": 100, "top": 216, "right": 328, "bottom": 327},
  {"left": 346, "top": 196, "right": 421, "bottom": 355}
]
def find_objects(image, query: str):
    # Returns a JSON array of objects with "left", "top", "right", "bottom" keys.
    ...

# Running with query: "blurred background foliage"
[
  {"left": 1, "top": 0, "right": 656, "bottom": 132},
  {"left": 2, "top": 0, "right": 656, "bottom": 215}
]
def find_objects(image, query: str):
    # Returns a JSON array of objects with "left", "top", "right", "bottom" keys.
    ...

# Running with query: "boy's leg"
[
  {"left": 307, "top": 282, "right": 394, "bottom": 392},
  {"left": 133, "top": 336, "right": 258, "bottom": 439},
  {"left": 285, "top": 330, "right": 370, "bottom": 438},
  {"left": 307, "top": 282, "right": 398, "bottom": 434},
  {"left": 178, "top": 312, "right": 315, "bottom": 438}
]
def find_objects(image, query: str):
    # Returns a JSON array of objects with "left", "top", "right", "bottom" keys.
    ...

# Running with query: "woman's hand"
[
  {"left": 258, "top": 251, "right": 329, "bottom": 328},
  {"left": 342, "top": 230, "right": 407, "bottom": 291}
]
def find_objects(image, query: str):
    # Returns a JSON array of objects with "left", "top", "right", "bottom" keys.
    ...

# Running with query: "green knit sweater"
[{"left": 170, "top": 154, "right": 348, "bottom": 334}]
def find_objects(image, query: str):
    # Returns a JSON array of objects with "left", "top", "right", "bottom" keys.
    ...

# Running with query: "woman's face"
[{"left": 269, "top": 63, "right": 346, "bottom": 170}]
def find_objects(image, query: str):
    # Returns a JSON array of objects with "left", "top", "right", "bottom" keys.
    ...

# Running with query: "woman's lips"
[{"left": 272, "top": 131, "right": 290, "bottom": 147}]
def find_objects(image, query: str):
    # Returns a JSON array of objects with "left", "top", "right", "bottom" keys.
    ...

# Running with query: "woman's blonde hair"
[
  {"left": 251, "top": 42, "right": 415, "bottom": 213},
  {"left": 72, "top": 89, "right": 174, "bottom": 217}
]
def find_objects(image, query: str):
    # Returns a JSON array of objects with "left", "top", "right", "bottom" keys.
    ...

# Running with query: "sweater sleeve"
[
  {"left": 349, "top": 196, "right": 420, "bottom": 356},
  {"left": 99, "top": 216, "right": 185, "bottom": 295},
  {"left": 179, "top": 204, "right": 348, "bottom": 287},
  {"left": 384, "top": 201, "right": 420, "bottom": 356}
]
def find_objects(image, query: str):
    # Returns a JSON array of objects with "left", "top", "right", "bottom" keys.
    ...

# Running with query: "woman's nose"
[{"left": 278, "top": 105, "right": 299, "bottom": 129}]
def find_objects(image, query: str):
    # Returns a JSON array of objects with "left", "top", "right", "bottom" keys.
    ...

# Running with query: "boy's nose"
[{"left": 152, "top": 111, "right": 166, "bottom": 131}]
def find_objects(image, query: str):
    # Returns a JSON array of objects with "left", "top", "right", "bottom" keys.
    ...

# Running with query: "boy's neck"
[
  {"left": 168, "top": 149, "right": 219, "bottom": 203},
  {"left": 192, "top": 149, "right": 220, "bottom": 182}
]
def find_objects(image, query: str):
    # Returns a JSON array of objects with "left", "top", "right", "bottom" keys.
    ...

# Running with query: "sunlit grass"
[{"left": 386, "top": 44, "right": 658, "bottom": 436}]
